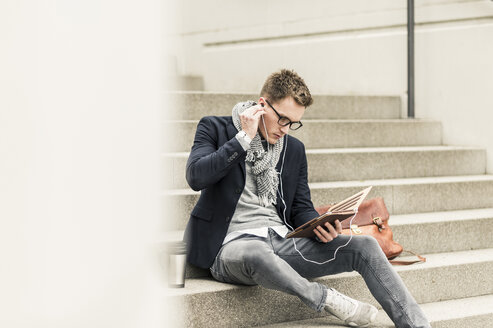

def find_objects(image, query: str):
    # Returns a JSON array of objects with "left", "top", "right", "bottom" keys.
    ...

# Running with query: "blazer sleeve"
[
  {"left": 289, "top": 143, "right": 320, "bottom": 228},
  {"left": 186, "top": 117, "right": 246, "bottom": 191}
]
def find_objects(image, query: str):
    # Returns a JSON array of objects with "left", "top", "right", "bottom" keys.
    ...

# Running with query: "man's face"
[{"left": 258, "top": 96, "right": 305, "bottom": 144}]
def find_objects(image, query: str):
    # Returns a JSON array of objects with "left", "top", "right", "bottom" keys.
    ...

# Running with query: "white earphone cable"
[{"left": 262, "top": 108, "right": 353, "bottom": 265}]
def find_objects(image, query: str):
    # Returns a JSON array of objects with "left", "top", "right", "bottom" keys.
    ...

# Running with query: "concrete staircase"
[{"left": 163, "top": 92, "right": 493, "bottom": 327}]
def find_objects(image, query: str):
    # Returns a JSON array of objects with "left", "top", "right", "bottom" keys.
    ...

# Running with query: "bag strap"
[{"left": 389, "top": 250, "right": 426, "bottom": 266}]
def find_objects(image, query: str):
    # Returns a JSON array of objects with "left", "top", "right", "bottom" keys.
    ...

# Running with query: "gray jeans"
[{"left": 210, "top": 228, "right": 430, "bottom": 328}]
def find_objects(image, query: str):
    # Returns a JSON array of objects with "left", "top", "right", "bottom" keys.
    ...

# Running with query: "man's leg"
[
  {"left": 210, "top": 235, "right": 327, "bottom": 312},
  {"left": 271, "top": 230, "right": 430, "bottom": 328}
]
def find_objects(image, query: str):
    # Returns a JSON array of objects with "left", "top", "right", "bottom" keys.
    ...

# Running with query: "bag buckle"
[
  {"left": 372, "top": 216, "right": 384, "bottom": 229},
  {"left": 350, "top": 225, "right": 362, "bottom": 234}
]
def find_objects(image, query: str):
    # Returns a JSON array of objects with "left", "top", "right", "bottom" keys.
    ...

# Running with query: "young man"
[{"left": 184, "top": 69, "right": 430, "bottom": 328}]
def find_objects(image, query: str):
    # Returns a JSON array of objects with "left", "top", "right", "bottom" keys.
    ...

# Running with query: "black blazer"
[{"left": 184, "top": 116, "right": 319, "bottom": 268}]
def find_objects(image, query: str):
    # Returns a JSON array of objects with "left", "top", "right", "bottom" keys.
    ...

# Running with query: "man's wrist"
[{"left": 236, "top": 130, "right": 252, "bottom": 151}]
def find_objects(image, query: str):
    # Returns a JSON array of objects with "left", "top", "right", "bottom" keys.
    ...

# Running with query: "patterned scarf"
[{"left": 232, "top": 101, "right": 284, "bottom": 207}]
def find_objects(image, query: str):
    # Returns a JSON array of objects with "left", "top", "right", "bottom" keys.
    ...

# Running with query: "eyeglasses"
[{"left": 264, "top": 99, "right": 303, "bottom": 130}]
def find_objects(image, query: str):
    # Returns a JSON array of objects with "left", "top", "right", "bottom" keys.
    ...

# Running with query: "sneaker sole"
[{"left": 347, "top": 306, "right": 378, "bottom": 327}]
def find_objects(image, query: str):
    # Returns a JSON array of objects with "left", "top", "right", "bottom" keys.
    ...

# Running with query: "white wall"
[
  {"left": 169, "top": 0, "right": 493, "bottom": 173},
  {"left": 416, "top": 21, "right": 493, "bottom": 173},
  {"left": 0, "top": 1, "right": 167, "bottom": 327}
]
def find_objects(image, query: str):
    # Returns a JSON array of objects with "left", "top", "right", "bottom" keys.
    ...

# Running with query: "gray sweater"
[{"left": 226, "top": 160, "right": 285, "bottom": 235}]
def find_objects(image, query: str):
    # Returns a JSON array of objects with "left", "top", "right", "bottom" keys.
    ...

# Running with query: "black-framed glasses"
[{"left": 264, "top": 99, "right": 303, "bottom": 130}]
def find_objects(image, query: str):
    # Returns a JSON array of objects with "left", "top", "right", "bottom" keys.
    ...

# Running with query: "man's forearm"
[{"left": 186, "top": 119, "right": 246, "bottom": 191}]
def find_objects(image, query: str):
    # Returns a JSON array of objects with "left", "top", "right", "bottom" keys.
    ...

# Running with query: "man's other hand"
[{"left": 313, "top": 219, "right": 343, "bottom": 243}]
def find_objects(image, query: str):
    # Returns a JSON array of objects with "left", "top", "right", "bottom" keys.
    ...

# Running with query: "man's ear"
[{"left": 259, "top": 97, "right": 266, "bottom": 107}]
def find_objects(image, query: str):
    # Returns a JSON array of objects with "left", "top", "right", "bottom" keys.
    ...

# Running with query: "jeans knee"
[
  {"left": 239, "top": 244, "right": 272, "bottom": 270},
  {"left": 363, "top": 235, "right": 380, "bottom": 250},
  {"left": 351, "top": 235, "right": 383, "bottom": 259}
]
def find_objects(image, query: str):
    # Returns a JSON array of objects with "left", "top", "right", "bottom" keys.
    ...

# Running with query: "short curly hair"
[{"left": 260, "top": 69, "right": 313, "bottom": 107}]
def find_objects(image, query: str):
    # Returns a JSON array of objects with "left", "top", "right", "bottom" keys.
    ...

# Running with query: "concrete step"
[
  {"left": 162, "top": 146, "right": 486, "bottom": 189},
  {"left": 163, "top": 119, "right": 442, "bottom": 152},
  {"left": 164, "top": 92, "right": 401, "bottom": 120},
  {"left": 391, "top": 208, "right": 493, "bottom": 255},
  {"left": 163, "top": 175, "right": 493, "bottom": 230},
  {"left": 257, "top": 295, "right": 493, "bottom": 328},
  {"left": 159, "top": 208, "right": 493, "bottom": 279},
  {"left": 166, "top": 248, "right": 493, "bottom": 327}
]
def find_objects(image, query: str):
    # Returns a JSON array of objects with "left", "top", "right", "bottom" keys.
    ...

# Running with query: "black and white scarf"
[{"left": 232, "top": 101, "right": 284, "bottom": 207}]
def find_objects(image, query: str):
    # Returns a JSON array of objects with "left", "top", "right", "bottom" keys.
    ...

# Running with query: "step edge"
[
  {"left": 162, "top": 145, "right": 485, "bottom": 157},
  {"left": 164, "top": 174, "right": 493, "bottom": 195},
  {"left": 166, "top": 247, "right": 493, "bottom": 296}
]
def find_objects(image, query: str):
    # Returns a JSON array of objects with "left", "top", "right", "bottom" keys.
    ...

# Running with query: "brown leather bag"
[{"left": 315, "top": 197, "right": 425, "bottom": 265}]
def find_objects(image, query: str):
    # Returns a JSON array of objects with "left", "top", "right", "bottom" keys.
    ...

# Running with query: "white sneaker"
[{"left": 324, "top": 288, "right": 378, "bottom": 327}]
